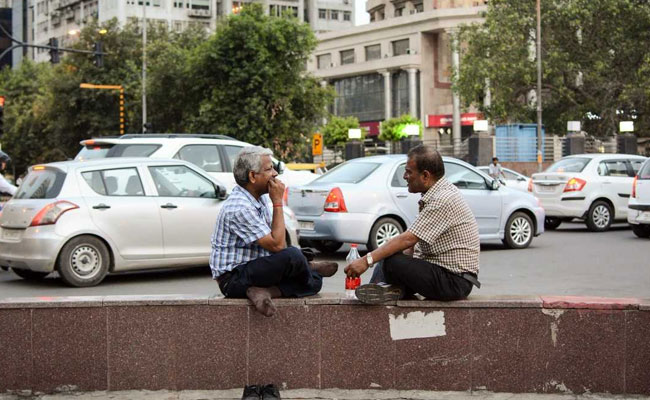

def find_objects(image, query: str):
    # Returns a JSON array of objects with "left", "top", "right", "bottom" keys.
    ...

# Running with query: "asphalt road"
[{"left": 1, "top": 222, "right": 649, "bottom": 299}]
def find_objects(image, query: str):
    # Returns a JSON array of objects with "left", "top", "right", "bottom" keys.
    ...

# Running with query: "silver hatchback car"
[
  {"left": 288, "top": 155, "right": 544, "bottom": 252},
  {"left": 0, "top": 158, "right": 299, "bottom": 287}
]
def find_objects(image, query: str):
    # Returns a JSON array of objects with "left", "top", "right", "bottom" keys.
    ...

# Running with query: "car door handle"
[
  {"left": 161, "top": 203, "right": 178, "bottom": 209},
  {"left": 396, "top": 194, "right": 408, "bottom": 198},
  {"left": 92, "top": 203, "right": 111, "bottom": 209}
]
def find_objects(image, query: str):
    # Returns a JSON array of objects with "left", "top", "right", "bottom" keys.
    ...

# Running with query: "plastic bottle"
[{"left": 345, "top": 244, "right": 361, "bottom": 299}]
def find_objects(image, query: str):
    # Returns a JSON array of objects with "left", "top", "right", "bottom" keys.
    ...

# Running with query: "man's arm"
[
  {"left": 256, "top": 178, "right": 286, "bottom": 253},
  {"left": 344, "top": 231, "right": 419, "bottom": 278},
  {"left": 0, "top": 175, "right": 17, "bottom": 196}
]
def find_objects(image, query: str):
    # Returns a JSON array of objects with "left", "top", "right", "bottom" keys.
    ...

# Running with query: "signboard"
[
  {"left": 567, "top": 121, "right": 581, "bottom": 132},
  {"left": 473, "top": 119, "right": 488, "bottom": 132},
  {"left": 348, "top": 128, "right": 362, "bottom": 139},
  {"left": 620, "top": 121, "right": 634, "bottom": 133},
  {"left": 402, "top": 124, "right": 420, "bottom": 136},
  {"left": 426, "top": 113, "right": 482, "bottom": 128},
  {"left": 312, "top": 133, "right": 323, "bottom": 156}
]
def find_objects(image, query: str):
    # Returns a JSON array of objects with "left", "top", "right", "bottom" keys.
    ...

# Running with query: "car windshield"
[
  {"left": 639, "top": 161, "right": 650, "bottom": 180},
  {"left": 14, "top": 167, "right": 66, "bottom": 199},
  {"left": 314, "top": 162, "right": 380, "bottom": 184},
  {"left": 546, "top": 157, "right": 590, "bottom": 173},
  {"left": 76, "top": 143, "right": 160, "bottom": 160}
]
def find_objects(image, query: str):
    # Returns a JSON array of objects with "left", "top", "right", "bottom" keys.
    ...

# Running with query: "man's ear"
[
  {"left": 421, "top": 169, "right": 432, "bottom": 182},
  {"left": 248, "top": 170, "right": 256, "bottom": 184}
]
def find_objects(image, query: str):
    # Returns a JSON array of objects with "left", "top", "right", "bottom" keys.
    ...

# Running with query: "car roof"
[
  {"left": 35, "top": 157, "right": 196, "bottom": 170},
  {"left": 80, "top": 134, "right": 243, "bottom": 146},
  {"left": 562, "top": 153, "right": 647, "bottom": 160}
]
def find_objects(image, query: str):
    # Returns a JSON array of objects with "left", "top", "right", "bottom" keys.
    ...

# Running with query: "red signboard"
[
  {"left": 360, "top": 121, "right": 380, "bottom": 137},
  {"left": 426, "top": 113, "right": 483, "bottom": 128}
]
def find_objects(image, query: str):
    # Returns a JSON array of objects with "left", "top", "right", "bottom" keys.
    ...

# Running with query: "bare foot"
[
  {"left": 310, "top": 261, "right": 339, "bottom": 277},
  {"left": 246, "top": 287, "right": 277, "bottom": 317}
]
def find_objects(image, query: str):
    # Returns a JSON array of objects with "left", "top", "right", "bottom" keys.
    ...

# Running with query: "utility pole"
[
  {"left": 142, "top": 0, "right": 147, "bottom": 133},
  {"left": 80, "top": 84, "right": 126, "bottom": 135},
  {"left": 536, "top": 0, "right": 543, "bottom": 172}
]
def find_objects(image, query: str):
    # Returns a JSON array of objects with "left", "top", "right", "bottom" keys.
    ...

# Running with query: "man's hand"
[
  {"left": 344, "top": 257, "right": 368, "bottom": 278},
  {"left": 268, "top": 178, "right": 285, "bottom": 204}
]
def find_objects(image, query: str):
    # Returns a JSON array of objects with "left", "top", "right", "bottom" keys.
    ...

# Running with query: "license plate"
[
  {"left": 299, "top": 221, "right": 314, "bottom": 231},
  {"left": 2, "top": 229, "right": 22, "bottom": 240},
  {"left": 638, "top": 212, "right": 650, "bottom": 223},
  {"left": 537, "top": 184, "right": 556, "bottom": 193}
]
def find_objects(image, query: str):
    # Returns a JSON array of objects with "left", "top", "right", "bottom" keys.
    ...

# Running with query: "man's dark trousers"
[
  {"left": 218, "top": 247, "right": 322, "bottom": 298},
  {"left": 371, "top": 253, "right": 473, "bottom": 301}
]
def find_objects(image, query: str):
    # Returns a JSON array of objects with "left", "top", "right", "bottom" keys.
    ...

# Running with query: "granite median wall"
[{"left": 1, "top": 294, "right": 649, "bottom": 396}]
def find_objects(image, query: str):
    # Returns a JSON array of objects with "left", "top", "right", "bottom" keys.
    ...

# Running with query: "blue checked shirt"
[{"left": 209, "top": 185, "right": 272, "bottom": 279}]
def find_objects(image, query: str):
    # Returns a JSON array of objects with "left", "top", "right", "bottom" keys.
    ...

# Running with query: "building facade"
[
  {"left": 309, "top": 0, "right": 487, "bottom": 148},
  {"left": 27, "top": 0, "right": 354, "bottom": 63}
]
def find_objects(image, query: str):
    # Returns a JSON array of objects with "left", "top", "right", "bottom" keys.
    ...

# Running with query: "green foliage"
[
  {"left": 379, "top": 114, "right": 423, "bottom": 142},
  {"left": 322, "top": 116, "right": 361, "bottom": 146},
  {"left": 454, "top": 0, "right": 650, "bottom": 137},
  {"left": 187, "top": 4, "right": 334, "bottom": 159}
]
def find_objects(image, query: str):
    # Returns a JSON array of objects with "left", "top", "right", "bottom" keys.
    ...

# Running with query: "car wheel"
[
  {"left": 586, "top": 200, "right": 613, "bottom": 232},
  {"left": 631, "top": 224, "right": 650, "bottom": 238},
  {"left": 368, "top": 217, "right": 403, "bottom": 251},
  {"left": 57, "top": 235, "right": 110, "bottom": 287},
  {"left": 312, "top": 240, "right": 344, "bottom": 254},
  {"left": 502, "top": 212, "right": 534, "bottom": 249},
  {"left": 544, "top": 217, "right": 562, "bottom": 230},
  {"left": 12, "top": 268, "right": 50, "bottom": 281}
]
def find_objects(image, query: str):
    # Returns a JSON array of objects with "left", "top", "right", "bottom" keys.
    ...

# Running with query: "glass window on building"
[
  {"left": 343, "top": 11, "right": 351, "bottom": 21},
  {"left": 394, "top": 7, "right": 403, "bottom": 16},
  {"left": 331, "top": 10, "right": 339, "bottom": 20},
  {"left": 392, "top": 39, "right": 410, "bottom": 56},
  {"left": 317, "top": 53, "right": 332, "bottom": 69},
  {"left": 340, "top": 49, "right": 355, "bottom": 65},
  {"left": 333, "top": 74, "right": 385, "bottom": 122},
  {"left": 391, "top": 70, "right": 420, "bottom": 119},
  {"left": 414, "top": 2, "right": 424, "bottom": 12},
  {"left": 365, "top": 44, "right": 381, "bottom": 61},
  {"left": 319, "top": 8, "right": 327, "bottom": 19}
]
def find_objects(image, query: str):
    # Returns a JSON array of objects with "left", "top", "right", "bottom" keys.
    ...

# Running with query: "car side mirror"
[
  {"left": 517, "top": 176, "right": 526, "bottom": 181},
  {"left": 490, "top": 179, "right": 500, "bottom": 190},
  {"left": 274, "top": 161, "right": 286, "bottom": 175},
  {"left": 216, "top": 184, "right": 228, "bottom": 200}
]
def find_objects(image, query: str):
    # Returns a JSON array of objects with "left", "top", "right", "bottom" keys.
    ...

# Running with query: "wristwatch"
[{"left": 366, "top": 252, "right": 374, "bottom": 268}]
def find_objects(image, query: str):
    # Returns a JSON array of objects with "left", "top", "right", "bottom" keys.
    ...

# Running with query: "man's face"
[
  {"left": 251, "top": 155, "right": 277, "bottom": 193},
  {"left": 492, "top": 159, "right": 498, "bottom": 165},
  {"left": 404, "top": 158, "right": 428, "bottom": 194},
  {"left": 0, "top": 162, "right": 5, "bottom": 171}
]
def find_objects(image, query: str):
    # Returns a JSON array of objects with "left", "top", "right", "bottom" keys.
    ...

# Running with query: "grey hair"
[{"left": 233, "top": 146, "right": 274, "bottom": 187}]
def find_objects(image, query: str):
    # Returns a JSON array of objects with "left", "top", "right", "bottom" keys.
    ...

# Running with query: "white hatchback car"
[
  {"left": 530, "top": 154, "right": 647, "bottom": 232},
  {"left": 0, "top": 158, "right": 299, "bottom": 287},
  {"left": 628, "top": 158, "right": 650, "bottom": 238}
]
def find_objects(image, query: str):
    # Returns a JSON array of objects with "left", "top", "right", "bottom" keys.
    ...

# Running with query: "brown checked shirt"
[{"left": 407, "top": 177, "right": 480, "bottom": 275}]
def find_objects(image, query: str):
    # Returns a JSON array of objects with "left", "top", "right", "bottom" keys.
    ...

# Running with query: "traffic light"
[
  {"left": 48, "top": 37, "right": 59, "bottom": 64},
  {"left": 93, "top": 41, "right": 103, "bottom": 67}
]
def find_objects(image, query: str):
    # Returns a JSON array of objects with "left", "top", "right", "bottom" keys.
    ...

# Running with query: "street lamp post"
[
  {"left": 142, "top": 0, "right": 147, "bottom": 133},
  {"left": 536, "top": 0, "right": 543, "bottom": 172}
]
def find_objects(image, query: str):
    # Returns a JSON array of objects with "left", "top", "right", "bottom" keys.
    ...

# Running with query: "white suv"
[
  {"left": 530, "top": 153, "right": 647, "bottom": 232},
  {"left": 628, "top": 158, "right": 650, "bottom": 238},
  {"left": 75, "top": 134, "right": 316, "bottom": 246}
]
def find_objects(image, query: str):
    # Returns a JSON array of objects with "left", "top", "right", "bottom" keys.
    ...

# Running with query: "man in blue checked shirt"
[{"left": 210, "top": 146, "right": 338, "bottom": 317}]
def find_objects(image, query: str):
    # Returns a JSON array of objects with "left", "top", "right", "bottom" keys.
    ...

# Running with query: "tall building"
[
  {"left": 309, "top": 0, "right": 488, "bottom": 148},
  {"left": 27, "top": 0, "right": 354, "bottom": 63}
]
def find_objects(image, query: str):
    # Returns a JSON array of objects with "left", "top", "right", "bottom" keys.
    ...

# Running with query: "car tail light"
[
  {"left": 563, "top": 178, "right": 586, "bottom": 193},
  {"left": 30, "top": 201, "right": 79, "bottom": 227},
  {"left": 527, "top": 179, "right": 533, "bottom": 192},
  {"left": 283, "top": 186, "right": 289, "bottom": 206},
  {"left": 632, "top": 175, "right": 638, "bottom": 198},
  {"left": 324, "top": 187, "right": 347, "bottom": 212}
]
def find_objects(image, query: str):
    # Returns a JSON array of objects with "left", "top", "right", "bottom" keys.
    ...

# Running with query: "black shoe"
[
  {"left": 241, "top": 384, "right": 262, "bottom": 400},
  {"left": 355, "top": 283, "right": 402, "bottom": 304},
  {"left": 261, "top": 383, "right": 281, "bottom": 399}
]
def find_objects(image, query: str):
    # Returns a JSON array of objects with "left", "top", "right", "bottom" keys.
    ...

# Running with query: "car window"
[
  {"left": 630, "top": 159, "right": 645, "bottom": 174},
  {"left": 546, "top": 157, "right": 590, "bottom": 173},
  {"left": 445, "top": 162, "right": 488, "bottom": 190},
  {"left": 223, "top": 145, "right": 245, "bottom": 171},
  {"left": 106, "top": 144, "right": 161, "bottom": 158},
  {"left": 391, "top": 164, "right": 407, "bottom": 187},
  {"left": 175, "top": 145, "right": 223, "bottom": 173},
  {"left": 599, "top": 160, "right": 629, "bottom": 177},
  {"left": 314, "top": 162, "right": 380, "bottom": 184},
  {"left": 148, "top": 165, "right": 216, "bottom": 198},
  {"left": 14, "top": 167, "right": 66, "bottom": 199},
  {"left": 83, "top": 168, "right": 144, "bottom": 196},
  {"left": 637, "top": 160, "right": 650, "bottom": 180},
  {"left": 503, "top": 170, "right": 519, "bottom": 180}
]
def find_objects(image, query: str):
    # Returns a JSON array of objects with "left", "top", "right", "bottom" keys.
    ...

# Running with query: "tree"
[
  {"left": 379, "top": 114, "right": 422, "bottom": 142},
  {"left": 454, "top": 0, "right": 650, "bottom": 137},
  {"left": 187, "top": 4, "right": 334, "bottom": 159},
  {"left": 322, "top": 116, "right": 361, "bottom": 146}
]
